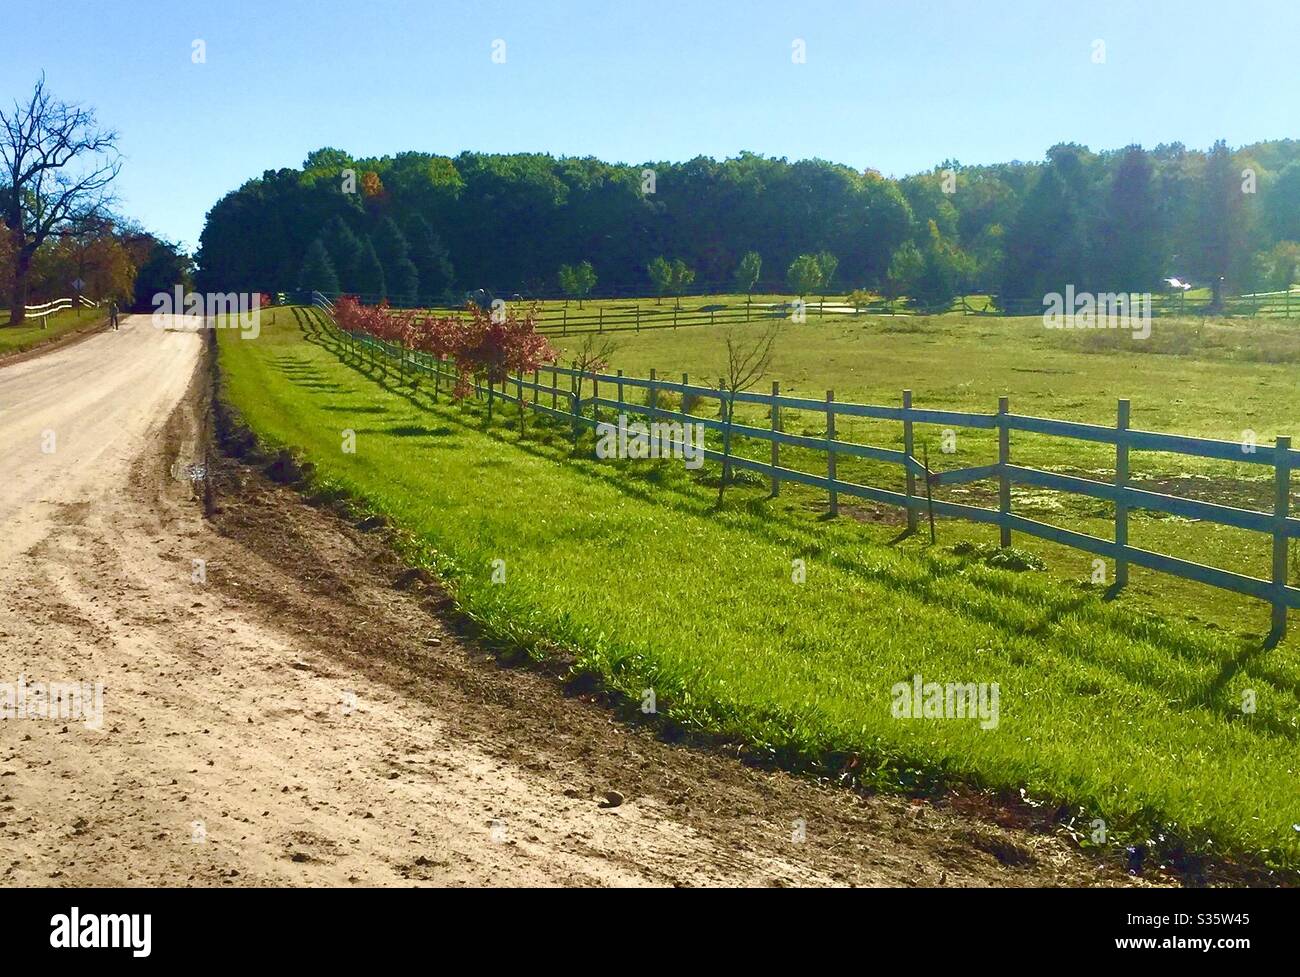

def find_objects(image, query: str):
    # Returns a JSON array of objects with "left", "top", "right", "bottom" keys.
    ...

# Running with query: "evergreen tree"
[
  {"left": 298, "top": 238, "right": 339, "bottom": 295},
  {"left": 1001, "top": 164, "right": 1083, "bottom": 301},
  {"left": 355, "top": 237, "right": 387, "bottom": 299},
  {"left": 321, "top": 217, "right": 364, "bottom": 293},
  {"left": 405, "top": 214, "right": 455, "bottom": 303},
  {"left": 1092, "top": 146, "right": 1163, "bottom": 292},
  {"left": 373, "top": 217, "right": 419, "bottom": 305},
  {"left": 1198, "top": 140, "right": 1249, "bottom": 304}
]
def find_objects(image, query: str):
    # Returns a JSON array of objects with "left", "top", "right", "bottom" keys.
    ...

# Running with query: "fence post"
[
  {"left": 770, "top": 381, "right": 781, "bottom": 497},
  {"left": 616, "top": 369, "right": 624, "bottom": 412},
  {"left": 593, "top": 373, "right": 600, "bottom": 425},
  {"left": 571, "top": 386, "right": 580, "bottom": 444},
  {"left": 649, "top": 368, "right": 657, "bottom": 414},
  {"left": 563, "top": 308, "right": 567, "bottom": 335},
  {"left": 636, "top": 306, "right": 641, "bottom": 332},
  {"left": 532, "top": 368, "right": 539, "bottom": 406},
  {"left": 673, "top": 307, "right": 678, "bottom": 330},
  {"left": 998, "top": 396, "right": 1011, "bottom": 547},
  {"left": 827, "top": 390, "right": 838, "bottom": 516},
  {"left": 433, "top": 355, "right": 441, "bottom": 402},
  {"left": 903, "top": 389, "right": 917, "bottom": 533},
  {"left": 1272, "top": 435, "right": 1292, "bottom": 639},
  {"left": 1115, "top": 399, "right": 1131, "bottom": 590},
  {"left": 551, "top": 370, "right": 558, "bottom": 410},
  {"left": 518, "top": 371, "right": 526, "bottom": 434}
]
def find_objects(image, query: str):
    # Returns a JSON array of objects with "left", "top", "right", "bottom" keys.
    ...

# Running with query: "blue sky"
[{"left": 5, "top": 0, "right": 1295, "bottom": 250}]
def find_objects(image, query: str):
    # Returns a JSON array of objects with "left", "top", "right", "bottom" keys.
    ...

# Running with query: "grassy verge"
[
  {"left": 0, "top": 306, "right": 108, "bottom": 357},
  {"left": 217, "top": 306, "right": 1300, "bottom": 877}
]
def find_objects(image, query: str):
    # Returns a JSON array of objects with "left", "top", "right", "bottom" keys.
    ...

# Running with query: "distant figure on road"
[{"left": 109, "top": 300, "right": 119, "bottom": 331}]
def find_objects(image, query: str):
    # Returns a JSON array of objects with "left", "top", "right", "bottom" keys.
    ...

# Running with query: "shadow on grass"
[
  {"left": 388, "top": 424, "right": 456, "bottom": 438},
  {"left": 320, "top": 404, "right": 388, "bottom": 414}
]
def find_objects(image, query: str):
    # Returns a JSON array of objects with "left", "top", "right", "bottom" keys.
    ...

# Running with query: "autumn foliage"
[{"left": 333, "top": 296, "right": 556, "bottom": 401}]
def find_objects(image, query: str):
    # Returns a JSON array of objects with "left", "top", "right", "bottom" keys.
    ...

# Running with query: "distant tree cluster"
[{"left": 196, "top": 140, "right": 1300, "bottom": 308}]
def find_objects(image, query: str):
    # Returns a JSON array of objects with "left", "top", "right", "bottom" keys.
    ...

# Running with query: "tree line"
[{"left": 196, "top": 139, "right": 1300, "bottom": 309}]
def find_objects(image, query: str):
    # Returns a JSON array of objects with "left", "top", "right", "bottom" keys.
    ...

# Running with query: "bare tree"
[
  {"left": 2, "top": 76, "right": 120, "bottom": 325},
  {"left": 715, "top": 322, "right": 779, "bottom": 503},
  {"left": 569, "top": 330, "right": 618, "bottom": 412}
]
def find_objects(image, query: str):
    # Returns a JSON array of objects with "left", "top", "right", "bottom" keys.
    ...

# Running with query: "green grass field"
[
  {"left": 217, "top": 304, "right": 1300, "bottom": 876},
  {"left": 541, "top": 296, "right": 1300, "bottom": 633},
  {"left": 0, "top": 305, "right": 108, "bottom": 357}
]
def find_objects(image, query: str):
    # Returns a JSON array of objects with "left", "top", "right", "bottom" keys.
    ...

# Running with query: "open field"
[
  {"left": 217, "top": 305, "right": 1300, "bottom": 877},
  {"left": 0, "top": 305, "right": 109, "bottom": 357},
  {"left": 539, "top": 300, "right": 1300, "bottom": 632}
]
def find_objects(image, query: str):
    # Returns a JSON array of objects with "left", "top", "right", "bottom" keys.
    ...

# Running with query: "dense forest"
[{"left": 195, "top": 139, "right": 1300, "bottom": 307}]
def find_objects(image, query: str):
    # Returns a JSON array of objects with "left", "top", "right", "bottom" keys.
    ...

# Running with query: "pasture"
[
  {"left": 0, "top": 304, "right": 108, "bottom": 357},
  {"left": 216, "top": 303, "right": 1300, "bottom": 876},
  {"left": 540, "top": 296, "right": 1300, "bottom": 632}
]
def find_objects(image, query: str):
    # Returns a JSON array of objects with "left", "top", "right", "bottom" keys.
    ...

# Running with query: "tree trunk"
[
  {"left": 8, "top": 249, "right": 33, "bottom": 326},
  {"left": 717, "top": 395, "right": 734, "bottom": 505}
]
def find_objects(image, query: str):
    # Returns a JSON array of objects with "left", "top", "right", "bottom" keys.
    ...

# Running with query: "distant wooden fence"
[
  {"left": 301, "top": 286, "right": 1300, "bottom": 327},
  {"left": 527, "top": 300, "right": 855, "bottom": 335},
  {"left": 305, "top": 296, "right": 1300, "bottom": 637},
  {"left": 21, "top": 296, "right": 101, "bottom": 322},
  {"left": 965, "top": 289, "right": 1300, "bottom": 319}
]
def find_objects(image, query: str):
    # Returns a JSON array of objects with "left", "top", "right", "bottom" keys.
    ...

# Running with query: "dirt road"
[{"left": 0, "top": 315, "right": 1140, "bottom": 886}]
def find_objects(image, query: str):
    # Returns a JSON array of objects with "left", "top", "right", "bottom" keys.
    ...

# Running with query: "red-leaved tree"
[{"left": 334, "top": 297, "right": 556, "bottom": 423}]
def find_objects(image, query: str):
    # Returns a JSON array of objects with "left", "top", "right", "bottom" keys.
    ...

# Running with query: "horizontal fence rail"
[
  {"left": 20, "top": 296, "right": 102, "bottom": 320},
  {"left": 301, "top": 300, "right": 1300, "bottom": 638}
]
